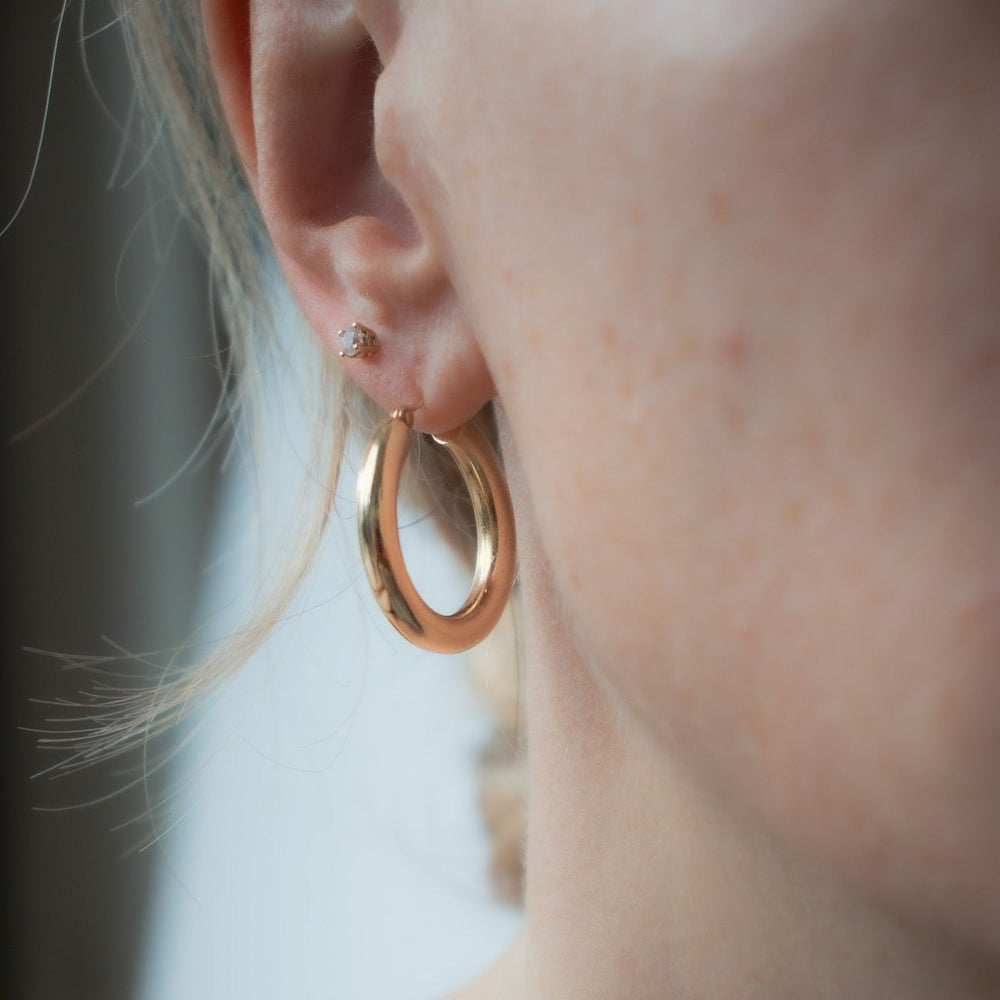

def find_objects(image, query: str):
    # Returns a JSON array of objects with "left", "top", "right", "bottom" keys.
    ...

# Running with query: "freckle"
[
  {"left": 718, "top": 331, "right": 748, "bottom": 368},
  {"left": 677, "top": 341, "right": 696, "bottom": 362},
  {"left": 973, "top": 343, "right": 1000, "bottom": 374},
  {"left": 602, "top": 323, "right": 620, "bottom": 349},
  {"left": 500, "top": 358, "right": 514, "bottom": 381},
  {"left": 877, "top": 491, "right": 903, "bottom": 524},
  {"left": 651, "top": 357, "right": 666, "bottom": 379},
  {"left": 784, "top": 499, "right": 805, "bottom": 527},
  {"left": 620, "top": 373, "right": 636, "bottom": 400},
  {"left": 709, "top": 190, "right": 733, "bottom": 223}
]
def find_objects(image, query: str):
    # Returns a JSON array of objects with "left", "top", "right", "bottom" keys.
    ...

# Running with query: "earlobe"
[{"left": 200, "top": 0, "right": 496, "bottom": 433}]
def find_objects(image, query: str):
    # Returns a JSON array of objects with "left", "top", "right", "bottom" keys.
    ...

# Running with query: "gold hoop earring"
[{"left": 357, "top": 409, "right": 516, "bottom": 653}]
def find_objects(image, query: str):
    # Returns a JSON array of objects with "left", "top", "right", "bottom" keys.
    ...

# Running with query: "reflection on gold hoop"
[{"left": 356, "top": 409, "right": 517, "bottom": 653}]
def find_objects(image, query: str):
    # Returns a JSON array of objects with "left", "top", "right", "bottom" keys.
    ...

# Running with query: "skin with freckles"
[{"left": 203, "top": 0, "right": 1000, "bottom": 996}]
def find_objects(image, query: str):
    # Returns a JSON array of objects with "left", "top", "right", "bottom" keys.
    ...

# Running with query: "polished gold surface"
[{"left": 357, "top": 410, "right": 516, "bottom": 653}]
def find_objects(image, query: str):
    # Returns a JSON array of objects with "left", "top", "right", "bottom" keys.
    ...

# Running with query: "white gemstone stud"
[{"left": 338, "top": 322, "right": 379, "bottom": 359}]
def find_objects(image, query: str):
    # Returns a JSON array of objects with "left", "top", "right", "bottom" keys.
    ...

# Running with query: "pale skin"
[{"left": 203, "top": 0, "right": 1000, "bottom": 996}]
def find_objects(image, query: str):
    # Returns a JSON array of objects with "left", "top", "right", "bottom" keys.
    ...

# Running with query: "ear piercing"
[
  {"left": 339, "top": 322, "right": 379, "bottom": 359},
  {"left": 345, "top": 319, "right": 517, "bottom": 651}
]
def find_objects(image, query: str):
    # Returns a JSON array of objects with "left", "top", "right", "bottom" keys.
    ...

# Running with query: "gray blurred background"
[{"left": 1, "top": 2, "right": 220, "bottom": 996}]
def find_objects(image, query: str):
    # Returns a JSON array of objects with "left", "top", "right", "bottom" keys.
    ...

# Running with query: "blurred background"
[
  {"left": 1, "top": 4, "right": 520, "bottom": 998},
  {"left": 1, "top": 1, "right": 220, "bottom": 997}
]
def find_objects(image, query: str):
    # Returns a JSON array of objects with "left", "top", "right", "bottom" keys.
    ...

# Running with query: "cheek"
[
  {"left": 536, "top": 316, "right": 1000, "bottom": 950},
  {"left": 401, "top": 0, "right": 1000, "bottom": 946},
  {"left": 576, "top": 330, "right": 1000, "bottom": 944}
]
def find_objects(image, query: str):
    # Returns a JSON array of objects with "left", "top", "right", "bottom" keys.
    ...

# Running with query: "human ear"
[{"left": 201, "top": 0, "right": 496, "bottom": 432}]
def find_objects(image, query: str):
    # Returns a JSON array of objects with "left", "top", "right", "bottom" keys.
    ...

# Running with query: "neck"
[{"left": 457, "top": 435, "right": 1000, "bottom": 1000}]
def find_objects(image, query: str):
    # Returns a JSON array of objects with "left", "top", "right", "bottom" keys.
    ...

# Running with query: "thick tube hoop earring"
[{"left": 356, "top": 409, "right": 516, "bottom": 653}]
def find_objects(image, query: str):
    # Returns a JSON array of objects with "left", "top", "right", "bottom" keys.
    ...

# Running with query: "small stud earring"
[{"left": 338, "top": 322, "right": 379, "bottom": 359}]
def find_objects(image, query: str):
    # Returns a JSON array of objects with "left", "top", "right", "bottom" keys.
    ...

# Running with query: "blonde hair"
[{"left": 50, "top": 0, "right": 359, "bottom": 766}]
